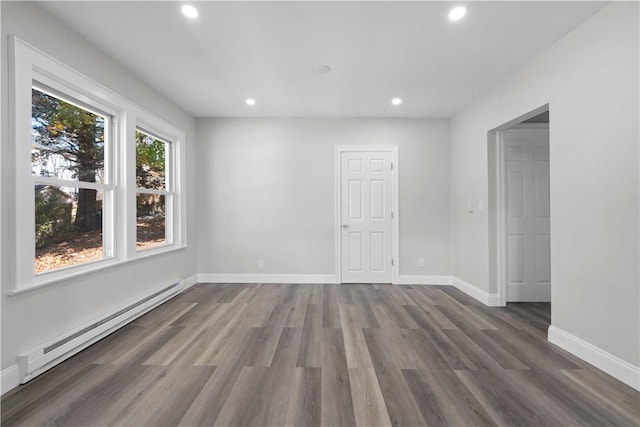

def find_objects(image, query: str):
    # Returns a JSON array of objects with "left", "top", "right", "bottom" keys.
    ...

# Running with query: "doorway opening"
[{"left": 489, "top": 105, "right": 551, "bottom": 307}]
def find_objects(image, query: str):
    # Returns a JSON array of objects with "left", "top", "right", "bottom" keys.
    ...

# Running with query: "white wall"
[
  {"left": 1, "top": 2, "right": 197, "bottom": 372},
  {"left": 197, "top": 118, "right": 451, "bottom": 279},
  {"left": 3, "top": 0, "right": 636, "bottom": 394},
  {"left": 451, "top": 2, "right": 639, "bottom": 367}
]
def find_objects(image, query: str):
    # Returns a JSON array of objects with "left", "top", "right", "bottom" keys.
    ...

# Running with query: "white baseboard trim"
[
  {"left": 548, "top": 325, "right": 640, "bottom": 391},
  {"left": 1, "top": 364, "right": 20, "bottom": 396},
  {"left": 397, "top": 275, "right": 453, "bottom": 286},
  {"left": 195, "top": 274, "right": 502, "bottom": 307},
  {"left": 452, "top": 276, "right": 501, "bottom": 306},
  {"left": 197, "top": 273, "right": 338, "bottom": 284},
  {"left": 200, "top": 273, "right": 453, "bottom": 286},
  {"left": 183, "top": 274, "right": 199, "bottom": 290}
]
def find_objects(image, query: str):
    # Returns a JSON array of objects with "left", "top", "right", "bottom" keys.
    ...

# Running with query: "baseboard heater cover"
[{"left": 17, "top": 281, "right": 183, "bottom": 384}]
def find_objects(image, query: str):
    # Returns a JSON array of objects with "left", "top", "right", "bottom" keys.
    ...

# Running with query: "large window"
[
  {"left": 11, "top": 37, "right": 186, "bottom": 292},
  {"left": 31, "top": 87, "right": 113, "bottom": 273}
]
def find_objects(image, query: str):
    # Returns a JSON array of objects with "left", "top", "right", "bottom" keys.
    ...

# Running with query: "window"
[
  {"left": 31, "top": 86, "right": 114, "bottom": 273},
  {"left": 135, "top": 129, "right": 171, "bottom": 251},
  {"left": 11, "top": 37, "right": 186, "bottom": 292}
]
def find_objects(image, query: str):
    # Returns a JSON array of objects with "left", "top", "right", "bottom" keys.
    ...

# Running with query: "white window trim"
[
  {"left": 31, "top": 82, "right": 118, "bottom": 266},
  {"left": 133, "top": 125, "right": 180, "bottom": 254},
  {"left": 9, "top": 36, "right": 187, "bottom": 294}
]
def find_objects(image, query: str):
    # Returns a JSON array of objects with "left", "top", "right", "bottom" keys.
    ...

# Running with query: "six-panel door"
[
  {"left": 341, "top": 151, "right": 393, "bottom": 283},
  {"left": 504, "top": 125, "right": 551, "bottom": 302}
]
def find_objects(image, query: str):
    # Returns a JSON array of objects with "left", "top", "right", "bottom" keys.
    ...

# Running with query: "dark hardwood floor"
[{"left": 2, "top": 284, "right": 639, "bottom": 426}]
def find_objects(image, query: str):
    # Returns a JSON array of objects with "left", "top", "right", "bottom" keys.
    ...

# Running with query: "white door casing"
[
  {"left": 335, "top": 146, "right": 398, "bottom": 284},
  {"left": 503, "top": 124, "right": 551, "bottom": 302}
]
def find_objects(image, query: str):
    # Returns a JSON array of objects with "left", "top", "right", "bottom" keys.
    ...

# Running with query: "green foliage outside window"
[
  {"left": 32, "top": 88, "right": 104, "bottom": 232},
  {"left": 34, "top": 186, "right": 72, "bottom": 249},
  {"left": 136, "top": 130, "right": 166, "bottom": 190}
]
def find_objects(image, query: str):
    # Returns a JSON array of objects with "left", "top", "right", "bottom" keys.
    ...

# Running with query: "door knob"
[{"left": 342, "top": 224, "right": 349, "bottom": 229}]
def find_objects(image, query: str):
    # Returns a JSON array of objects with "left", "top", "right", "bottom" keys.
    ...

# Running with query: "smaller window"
[{"left": 135, "top": 129, "right": 171, "bottom": 251}]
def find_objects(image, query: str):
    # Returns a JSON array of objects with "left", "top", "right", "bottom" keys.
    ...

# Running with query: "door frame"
[
  {"left": 334, "top": 145, "right": 399, "bottom": 284},
  {"left": 490, "top": 105, "right": 550, "bottom": 306},
  {"left": 495, "top": 129, "right": 507, "bottom": 306}
]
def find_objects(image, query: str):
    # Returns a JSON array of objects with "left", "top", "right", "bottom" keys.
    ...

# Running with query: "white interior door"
[
  {"left": 341, "top": 151, "right": 393, "bottom": 283},
  {"left": 504, "top": 124, "right": 550, "bottom": 302}
]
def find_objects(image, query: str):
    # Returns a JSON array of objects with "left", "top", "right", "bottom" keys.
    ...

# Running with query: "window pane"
[
  {"left": 137, "top": 193, "right": 166, "bottom": 251},
  {"left": 35, "top": 185, "right": 105, "bottom": 273},
  {"left": 136, "top": 130, "right": 166, "bottom": 190},
  {"left": 31, "top": 88, "right": 105, "bottom": 183}
]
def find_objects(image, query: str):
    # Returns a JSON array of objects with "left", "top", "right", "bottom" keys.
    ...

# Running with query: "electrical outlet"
[
  {"left": 418, "top": 257, "right": 425, "bottom": 268},
  {"left": 257, "top": 259, "right": 265, "bottom": 270}
]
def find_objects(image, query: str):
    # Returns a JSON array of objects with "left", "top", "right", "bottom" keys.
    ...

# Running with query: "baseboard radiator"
[{"left": 17, "top": 281, "right": 183, "bottom": 384}]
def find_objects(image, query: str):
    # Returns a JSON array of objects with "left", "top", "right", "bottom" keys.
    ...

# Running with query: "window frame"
[
  {"left": 9, "top": 36, "right": 187, "bottom": 294},
  {"left": 31, "top": 83, "right": 117, "bottom": 274},
  {"left": 132, "top": 125, "right": 180, "bottom": 254}
]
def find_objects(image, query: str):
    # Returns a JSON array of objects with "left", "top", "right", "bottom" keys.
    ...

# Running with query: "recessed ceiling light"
[
  {"left": 317, "top": 65, "right": 332, "bottom": 74},
  {"left": 246, "top": 98, "right": 256, "bottom": 106},
  {"left": 448, "top": 6, "right": 467, "bottom": 21},
  {"left": 391, "top": 98, "right": 402, "bottom": 106},
  {"left": 181, "top": 4, "right": 199, "bottom": 19}
]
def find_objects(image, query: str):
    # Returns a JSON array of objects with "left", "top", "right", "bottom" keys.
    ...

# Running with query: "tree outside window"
[
  {"left": 31, "top": 87, "right": 109, "bottom": 273},
  {"left": 136, "top": 130, "right": 169, "bottom": 251}
]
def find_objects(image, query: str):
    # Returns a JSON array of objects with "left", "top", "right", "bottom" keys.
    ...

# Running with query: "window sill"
[{"left": 8, "top": 244, "right": 188, "bottom": 296}]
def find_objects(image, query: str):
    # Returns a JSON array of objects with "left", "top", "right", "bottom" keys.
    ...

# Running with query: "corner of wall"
[
  {"left": 452, "top": 276, "right": 501, "bottom": 307},
  {"left": 183, "top": 274, "right": 199, "bottom": 290}
]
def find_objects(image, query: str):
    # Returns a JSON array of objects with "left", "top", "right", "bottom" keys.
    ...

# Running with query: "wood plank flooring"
[{"left": 2, "top": 283, "right": 639, "bottom": 426}]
